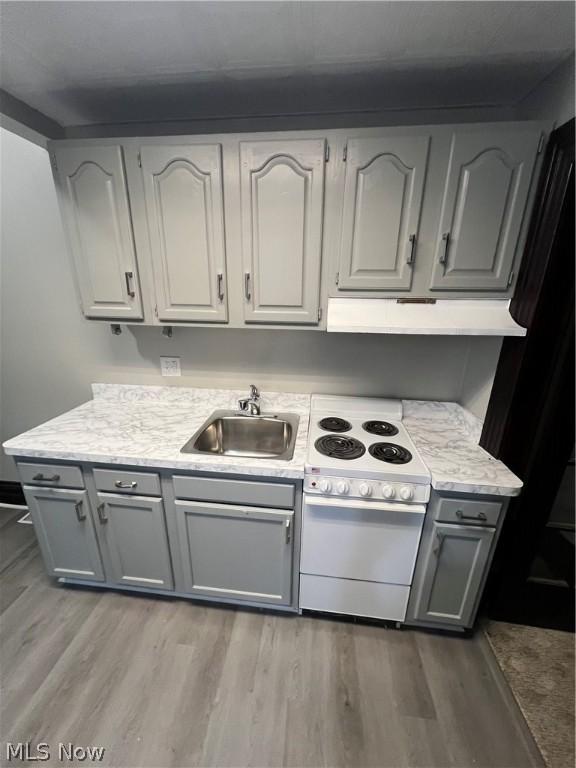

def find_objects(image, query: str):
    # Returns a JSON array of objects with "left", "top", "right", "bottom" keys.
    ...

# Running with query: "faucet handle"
[{"left": 249, "top": 384, "right": 260, "bottom": 399}]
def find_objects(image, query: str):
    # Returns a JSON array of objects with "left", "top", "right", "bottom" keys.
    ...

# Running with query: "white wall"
[{"left": 0, "top": 126, "right": 502, "bottom": 480}]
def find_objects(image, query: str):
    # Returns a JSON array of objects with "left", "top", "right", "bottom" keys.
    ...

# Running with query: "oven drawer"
[
  {"left": 300, "top": 574, "right": 410, "bottom": 622},
  {"left": 301, "top": 495, "right": 425, "bottom": 586},
  {"left": 434, "top": 496, "right": 503, "bottom": 527}
]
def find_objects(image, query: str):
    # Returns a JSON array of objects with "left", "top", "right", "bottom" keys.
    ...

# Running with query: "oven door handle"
[{"left": 304, "top": 495, "right": 426, "bottom": 516}]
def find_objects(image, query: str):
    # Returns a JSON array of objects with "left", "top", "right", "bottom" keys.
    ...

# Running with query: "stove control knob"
[
  {"left": 400, "top": 485, "right": 414, "bottom": 501},
  {"left": 319, "top": 479, "right": 332, "bottom": 493},
  {"left": 382, "top": 484, "right": 396, "bottom": 499},
  {"left": 337, "top": 480, "right": 350, "bottom": 495},
  {"left": 358, "top": 482, "right": 372, "bottom": 497}
]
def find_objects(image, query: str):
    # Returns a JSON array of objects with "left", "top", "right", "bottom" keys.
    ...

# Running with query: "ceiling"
[{"left": 0, "top": 1, "right": 574, "bottom": 128}]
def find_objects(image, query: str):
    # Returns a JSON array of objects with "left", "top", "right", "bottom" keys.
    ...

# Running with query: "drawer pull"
[
  {"left": 33, "top": 473, "right": 60, "bottom": 482},
  {"left": 115, "top": 480, "right": 138, "bottom": 489},
  {"left": 97, "top": 503, "right": 108, "bottom": 524},
  {"left": 74, "top": 501, "right": 86, "bottom": 522},
  {"left": 456, "top": 509, "right": 487, "bottom": 522}
]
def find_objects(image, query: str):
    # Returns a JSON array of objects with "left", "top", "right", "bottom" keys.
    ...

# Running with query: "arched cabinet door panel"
[
  {"left": 53, "top": 145, "right": 143, "bottom": 319},
  {"left": 337, "top": 136, "right": 430, "bottom": 291},
  {"left": 240, "top": 139, "right": 326, "bottom": 324},
  {"left": 139, "top": 145, "right": 228, "bottom": 323},
  {"left": 430, "top": 129, "right": 541, "bottom": 291}
]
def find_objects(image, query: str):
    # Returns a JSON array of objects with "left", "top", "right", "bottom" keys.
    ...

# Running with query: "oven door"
[{"left": 301, "top": 495, "right": 426, "bottom": 585}]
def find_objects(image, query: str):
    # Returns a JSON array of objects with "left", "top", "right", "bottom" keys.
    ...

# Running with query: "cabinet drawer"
[
  {"left": 17, "top": 462, "right": 84, "bottom": 489},
  {"left": 93, "top": 469, "right": 161, "bottom": 496},
  {"left": 434, "top": 496, "right": 503, "bottom": 527},
  {"left": 173, "top": 475, "right": 295, "bottom": 509}
]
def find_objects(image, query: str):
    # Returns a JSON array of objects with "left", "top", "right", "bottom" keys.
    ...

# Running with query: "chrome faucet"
[{"left": 238, "top": 384, "right": 261, "bottom": 416}]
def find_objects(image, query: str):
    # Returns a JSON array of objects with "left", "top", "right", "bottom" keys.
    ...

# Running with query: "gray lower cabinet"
[
  {"left": 23, "top": 485, "right": 105, "bottom": 582},
  {"left": 94, "top": 493, "right": 174, "bottom": 590},
  {"left": 174, "top": 500, "right": 294, "bottom": 605},
  {"left": 407, "top": 520, "right": 495, "bottom": 628}
]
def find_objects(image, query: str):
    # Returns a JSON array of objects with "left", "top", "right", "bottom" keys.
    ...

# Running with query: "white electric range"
[{"left": 300, "top": 395, "right": 432, "bottom": 623}]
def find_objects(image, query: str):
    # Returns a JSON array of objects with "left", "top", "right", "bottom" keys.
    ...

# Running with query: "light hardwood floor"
[{"left": 0, "top": 508, "right": 544, "bottom": 768}]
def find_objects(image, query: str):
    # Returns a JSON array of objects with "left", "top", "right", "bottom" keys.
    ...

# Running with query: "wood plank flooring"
[{"left": 0, "top": 508, "right": 544, "bottom": 768}]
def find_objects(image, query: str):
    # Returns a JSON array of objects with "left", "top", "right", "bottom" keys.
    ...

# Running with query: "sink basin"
[{"left": 181, "top": 410, "right": 300, "bottom": 461}]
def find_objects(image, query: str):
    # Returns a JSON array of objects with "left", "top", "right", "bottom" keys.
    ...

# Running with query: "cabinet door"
[
  {"left": 23, "top": 486, "right": 104, "bottom": 581},
  {"left": 430, "top": 128, "right": 541, "bottom": 291},
  {"left": 337, "top": 136, "right": 430, "bottom": 290},
  {"left": 139, "top": 145, "right": 228, "bottom": 322},
  {"left": 95, "top": 493, "right": 173, "bottom": 590},
  {"left": 175, "top": 500, "right": 293, "bottom": 605},
  {"left": 240, "top": 139, "right": 326, "bottom": 324},
  {"left": 53, "top": 145, "right": 143, "bottom": 319},
  {"left": 411, "top": 522, "right": 494, "bottom": 627}
]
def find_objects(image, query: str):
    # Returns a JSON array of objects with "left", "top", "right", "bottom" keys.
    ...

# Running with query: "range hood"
[{"left": 326, "top": 299, "right": 527, "bottom": 336}]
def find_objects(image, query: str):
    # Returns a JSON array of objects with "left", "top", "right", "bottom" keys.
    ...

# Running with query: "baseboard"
[{"left": 0, "top": 481, "right": 26, "bottom": 507}]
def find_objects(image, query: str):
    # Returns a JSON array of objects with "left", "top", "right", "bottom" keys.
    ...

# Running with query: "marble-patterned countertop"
[
  {"left": 2, "top": 384, "right": 522, "bottom": 495},
  {"left": 402, "top": 400, "right": 522, "bottom": 497},
  {"left": 2, "top": 384, "right": 311, "bottom": 479}
]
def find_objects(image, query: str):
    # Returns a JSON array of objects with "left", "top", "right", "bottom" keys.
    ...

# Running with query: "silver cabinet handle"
[
  {"left": 244, "top": 272, "right": 251, "bottom": 301},
  {"left": 456, "top": 509, "right": 487, "bottom": 522},
  {"left": 114, "top": 480, "right": 137, "bottom": 489},
  {"left": 439, "top": 232, "right": 450, "bottom": 264},
  {"left": 285, "top": 518, "right": 292, "bottom": 544},
  {"left": 74, "top": 500, "right": 86, "bottom": 521},
  {"left": 97, "top": 502, "right": 108, "bottom": 524},
  {"left": 33, "top": 473, "right": 60, "bottom": 482},
  {"left": 217, "top": 272, "right": 224, "bottom": 303},
  {"left": 125, "top": 271, "right": 135, "bottom": 298},
  {"left": 407, "top": 233, "right": 417, "bottom": 265}
]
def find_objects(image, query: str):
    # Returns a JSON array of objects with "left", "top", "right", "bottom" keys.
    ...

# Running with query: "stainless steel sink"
[{"left": 181, "top": 410, "right": 300, "bottom": 461}]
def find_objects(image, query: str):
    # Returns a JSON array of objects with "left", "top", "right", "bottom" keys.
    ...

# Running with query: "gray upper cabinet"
[
  {"left": 138, "top": 144, "right": 228, "bottom": 323},
  {"left": 23, "top": 486, "right": 104, "bottom": 582},
  {"left": 174, "top": 500, "right": 294, "bottom": 605},
  {"left": 239, "top": 139, "right": 326, "bottom": 324},
  {"left": 94, "top": 493, "right": 174, "bottom": 590},
  {"left": 410, "top": 520, "right": 494, "bottom": 627},
  {"left": 337, "top": 135, "right": 430, "bottom": 291},
  {"left": 52, "top": 145, "right": 143, "bottom": 320},
  {"left": 430, "top": 127, "right": 541, "bottom": 291}
]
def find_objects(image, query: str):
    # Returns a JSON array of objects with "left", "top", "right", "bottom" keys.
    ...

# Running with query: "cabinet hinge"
[
  {"left": 318, "top": 307, "right": 323, "bottom": 322},
  {"left": 137, "top": 151, "right": 142, "bottom": 168},
  {"left": 343, "top": 143, "right": 348, "bottom": 162},
  {"left": 335, "top": 272, "right": 340, "bottom": 286},
  {"left": 537, "top": 133, "right": 545, "bottom": 154},
  {"left": 324, "top": 143, "right": 330, "bottom": 163},
  {"left": 508, "top": 270, "right": 515, "bottom": 287}
]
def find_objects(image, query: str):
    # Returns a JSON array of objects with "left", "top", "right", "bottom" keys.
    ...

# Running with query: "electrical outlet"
[{"left": 160, "top": 356, "right": 181, "bottom": 377}]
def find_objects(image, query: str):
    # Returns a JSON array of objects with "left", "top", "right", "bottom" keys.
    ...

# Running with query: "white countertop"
[
  {"left": 2, "top": 384, "right": 311, "bottom": 480},
  {"left": 402, "top": 400, "right": 522, "bottom": 497},
  {"left": 2, "top": 384, "right": 522, "bottom": 495}
]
